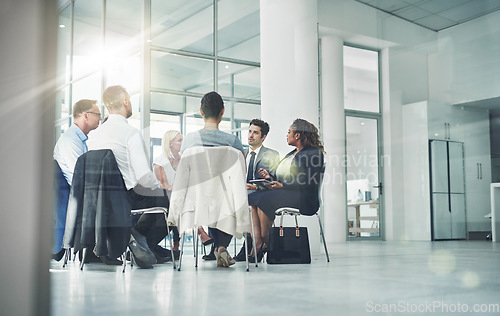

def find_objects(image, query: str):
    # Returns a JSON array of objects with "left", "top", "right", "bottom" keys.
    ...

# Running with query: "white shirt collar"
[
  {"left": 249, "top": 145, "right": 262, "bottom": 158},
  {"left": 106, "top": 114, "right": 128, "bottom": 123}
]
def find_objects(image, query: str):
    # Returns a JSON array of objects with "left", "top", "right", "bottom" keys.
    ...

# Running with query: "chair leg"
[
  {"left": 316, "top": 213, "right": 330, "bottom": 262},
  {"left": 62, "top": 248, "right": 69, "bottom": 268},
  {"left": 195, "top": 230, "right": 199, "bottom": 268},
  {"left": 192, "top": 228, "right": 196, "bottom": 257},
  {"left": 244, "top": 233, "right": 249, "bottom": 272},
  {"left": 249, "top": 208, "right": 258, "bottom": 267},
  {"left": 80, "top": 248, "right": 86, "bottom": 271},
  {"left": 234, "top": 235, "right": 237, "bottom": 256},
  {"left": 177, "top": 232, "right": 185, "bottom": 271},
  {"left": 121, "top": 251, "right": 127, "bottom": 273},
  {"left": 162, "top": 211, "right": 176, "bottom": 269}
]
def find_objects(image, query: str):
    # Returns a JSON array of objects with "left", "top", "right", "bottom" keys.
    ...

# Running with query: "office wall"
[
  {"left": 429, "top": 10, "right": 500, "bottom": 105},
  {"left": 317, "top": 0, "right": 437, "bottom": 240},
  {"left": 0, "top": 0, "right": 56, "bottom": 315}
]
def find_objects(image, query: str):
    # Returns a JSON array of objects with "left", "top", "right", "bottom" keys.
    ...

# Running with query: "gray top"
[{"left": 181, "top": 129, "right": 245, "bottom": 155}]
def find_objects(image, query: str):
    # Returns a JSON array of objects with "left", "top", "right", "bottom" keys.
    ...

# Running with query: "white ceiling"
[{"left": 354, "top": 0, "right": 500, "bottom": 31}]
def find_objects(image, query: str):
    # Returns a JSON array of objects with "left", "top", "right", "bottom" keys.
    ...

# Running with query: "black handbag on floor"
[{"left": 267, "top": 213, "right": 311, "bottom": 264}]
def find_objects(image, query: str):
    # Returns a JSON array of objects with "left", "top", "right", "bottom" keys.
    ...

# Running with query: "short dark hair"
[
  {"left": 73, "top": 99, "right": 96, "bottom": 119},
  {"left": 249, "top": 119, "right": 270, "bottom": 136},
  {"left": 201, "top": 91, "right": 224, "bottom": 119}
]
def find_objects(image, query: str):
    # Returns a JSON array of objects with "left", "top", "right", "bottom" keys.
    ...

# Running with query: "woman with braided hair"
[{"left": 247, "top": 118, "right": 325, "bottom": 262}]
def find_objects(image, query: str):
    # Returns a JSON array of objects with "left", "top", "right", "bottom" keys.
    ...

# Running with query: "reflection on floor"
[{"left": 50, "top": 241, "right": 500, "bottom": 316}]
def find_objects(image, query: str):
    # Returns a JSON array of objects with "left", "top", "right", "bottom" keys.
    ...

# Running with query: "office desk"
[
  {"left": 348, "top": 200, "right": 379, "bottom": 237},
  {"left": 491, "top": 183, "right": 500, "bottom": 242}
]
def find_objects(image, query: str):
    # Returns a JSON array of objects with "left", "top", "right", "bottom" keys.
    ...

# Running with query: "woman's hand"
[
  {"left": 246, "top": 183, "right": 258, "bottom": 191},
  {"left": 264, "top": 181, "right": 283, "bottom": 190},
  {"left": 258, "top": 168, "right": 270, "bottom": 179}
]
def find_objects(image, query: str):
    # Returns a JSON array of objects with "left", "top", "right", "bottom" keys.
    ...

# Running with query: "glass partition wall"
[{"left": 55, "top": 0, "right": 260, "bottom": 160}]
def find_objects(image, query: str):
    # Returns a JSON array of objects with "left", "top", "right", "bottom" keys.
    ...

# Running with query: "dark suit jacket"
[
  {"left": 271, "top": 146, "right": 324, "bottom": 215},
  {"left": 244, "top": 145, "right": 280, "bottom": 181},
  {"left": 63, "top": 150, "right": 131, "bottom": 258}
]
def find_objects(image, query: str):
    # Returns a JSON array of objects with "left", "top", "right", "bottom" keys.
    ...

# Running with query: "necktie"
[{"left": 247, "top": 151, "right": 256, "bottom": 183}]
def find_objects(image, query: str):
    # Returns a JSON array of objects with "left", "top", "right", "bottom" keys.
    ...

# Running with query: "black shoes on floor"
[{"left": 129, "top": 228, "right": 157, "bottom": 269}]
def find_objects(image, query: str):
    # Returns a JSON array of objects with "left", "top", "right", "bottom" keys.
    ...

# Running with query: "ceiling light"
[{"left": 59, "top": 24, "right": 65, "bottom": 28}]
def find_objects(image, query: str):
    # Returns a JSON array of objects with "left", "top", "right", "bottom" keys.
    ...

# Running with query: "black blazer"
[
  {"left": 64, "top": 150, "right": 131, "bottom": 258},
  {"left": 272, "top": 146, "right": 324, "bottom": 215}
]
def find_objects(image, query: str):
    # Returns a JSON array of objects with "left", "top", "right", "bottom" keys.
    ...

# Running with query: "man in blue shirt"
[
  {"left": 54, "top": 99, "right": 101, "bottom": 185},
  {"left": 52, "top": 99, "right": 101, "bottom": 261}
]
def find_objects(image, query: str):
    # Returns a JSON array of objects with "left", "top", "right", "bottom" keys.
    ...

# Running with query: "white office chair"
[{"left": 168, "top": 146, "right": 256, "bottom": 271}]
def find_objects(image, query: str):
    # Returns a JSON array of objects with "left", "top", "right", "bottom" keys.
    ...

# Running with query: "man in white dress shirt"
[
  {"left": 54, "top": 99, "right": 101, "bottom": 186},
  {"left": 87, "top": 85, "right": 171, "bottom": 268}
]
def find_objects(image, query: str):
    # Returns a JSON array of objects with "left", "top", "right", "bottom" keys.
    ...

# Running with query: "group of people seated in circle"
[{"left": 53, "top": 86, "right": 324, "bottom": 268}]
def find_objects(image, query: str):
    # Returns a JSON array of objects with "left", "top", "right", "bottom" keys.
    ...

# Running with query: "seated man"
[
  {"left": 53, "top": 99, "right": 101, "bottom": 261},
  {"left": 87, "top": 85, "right": 171, "bottom": 268},
  {"left": 54, "top": 99, "right": 101, "bottom": 186},
  {"left": 181, "top": 91, "right": 245, "bottom": 267},
  {"left": 234, "top": 118, "right": 279, "bottom": 262}
]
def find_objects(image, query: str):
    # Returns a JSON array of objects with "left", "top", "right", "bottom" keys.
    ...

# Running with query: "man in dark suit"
[{"left": 233, "top": 118, "right": 280, "bottom": 261}]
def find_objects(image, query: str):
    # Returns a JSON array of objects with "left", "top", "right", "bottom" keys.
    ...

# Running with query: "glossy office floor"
[{"left": 50, "top": 240, "right": 500, "bottom": 316}]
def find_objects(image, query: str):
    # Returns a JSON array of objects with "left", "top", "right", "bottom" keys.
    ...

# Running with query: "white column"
[
  {"left": 260, "top": 0, "right": 319, "bottom": 155},
  {"left": 320, "top": 35, "right": 346, "bottom": 243},
  {"left": 260, "top": 0, "right": 322, "bottom": 254}
]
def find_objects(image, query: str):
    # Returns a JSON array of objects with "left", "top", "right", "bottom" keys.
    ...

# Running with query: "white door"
[{"left": 346, "top": 116, "right": 382, "bottom": 239}]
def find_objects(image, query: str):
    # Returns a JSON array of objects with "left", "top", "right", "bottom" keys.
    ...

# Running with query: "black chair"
[{"left": 62, "top": 149, "right": 175, "bottom": 272}]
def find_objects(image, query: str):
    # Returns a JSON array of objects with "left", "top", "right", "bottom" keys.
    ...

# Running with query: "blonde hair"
[
  {"left": 162, "top": 130, "right": 181, "bottom": 158},
  {"left": 102, "top": 85, "right": 128, "bottom": 111}
]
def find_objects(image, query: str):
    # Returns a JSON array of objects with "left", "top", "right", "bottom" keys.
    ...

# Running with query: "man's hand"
[
  {"left": 247, "top": 183, "right": 258, "bottom": 191},
  {"left": 264, "top": 181, "right": 283, "bottom": 190},
  {"left": 258, "top": 168, "right": 270, "bottom": 179}
]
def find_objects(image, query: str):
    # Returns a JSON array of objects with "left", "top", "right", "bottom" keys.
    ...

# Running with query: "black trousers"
[
  {"left": 126, "top": 189, "right": 171, "bottom": 248},
  {"left": 208, "top": 228, "right": 232, "bottom": 248}
]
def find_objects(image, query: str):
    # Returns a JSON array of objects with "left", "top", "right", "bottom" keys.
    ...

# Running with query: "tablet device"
[{"left": 250, "top": 179, "right": 273, "bottom": 188}]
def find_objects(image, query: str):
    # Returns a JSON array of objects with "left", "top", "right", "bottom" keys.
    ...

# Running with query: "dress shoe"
[
  {"left": 131, "top": 254, "right": 153, "bottom": 269},
  {"left": 150, "top": 245, "right": 172, "bottom": 264},
  {"left": 202, "top": 247, "right": 216, "bottom": 260},
  {"left": 100, "top": 255, "right": 123, "bottom": 266},
  {"left": 234, "top": 239, "right": 253, "bottom": 262},
  {"left": 248, "top": 244, "right": 267, "bottom": 263},
  {"left": 200, "top": 236, "right": 214, "bottom": 246},
  {"left": 129, "top": 228, "right": 157, "bottom": 268},
  {"left": 51, "top": 249, "right": 65, "bottom": 262}
]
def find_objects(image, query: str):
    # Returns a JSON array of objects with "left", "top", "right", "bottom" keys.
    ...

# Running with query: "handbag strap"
[
  {"left": 279, "top": 212, "right": 284, "bottom": 236},
  {"left": 295, "top": 215, "right": 300, "bottom": 237},
  {"left": 278, "top": 212, "right": 301, "bottom": 237}
]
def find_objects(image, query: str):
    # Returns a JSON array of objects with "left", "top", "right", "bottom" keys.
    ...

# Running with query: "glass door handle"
[{"left": 373, "top": 183, "right": 383, "bottom": 195}]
